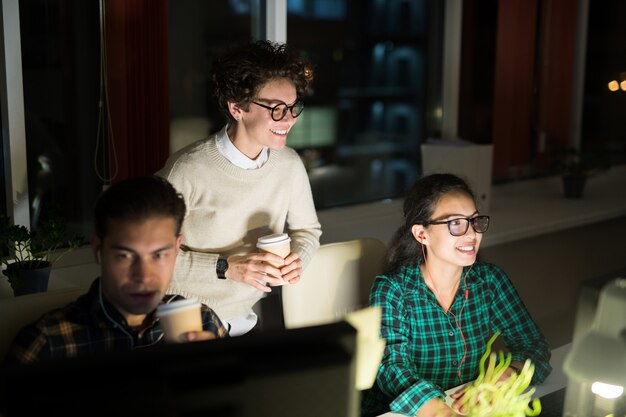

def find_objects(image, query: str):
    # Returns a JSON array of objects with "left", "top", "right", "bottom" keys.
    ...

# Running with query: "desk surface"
[{"left": 377, "top": 343, "right": 571, "bottom": 417}]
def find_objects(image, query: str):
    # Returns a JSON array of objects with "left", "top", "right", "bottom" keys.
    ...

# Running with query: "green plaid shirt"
[
  {"left": 361, "top": 261, "right": 552, "bottom": 416},
  {"left": 6, "top": 278, "right": 228, "bottom": 364}
]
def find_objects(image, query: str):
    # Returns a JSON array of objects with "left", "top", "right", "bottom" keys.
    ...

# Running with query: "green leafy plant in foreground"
[{"left": 457, "top": 332, "right": 541, "bottom": 417}]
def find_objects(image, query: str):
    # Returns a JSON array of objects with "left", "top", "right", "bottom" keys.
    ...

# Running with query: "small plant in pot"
[
  {"left": 556, "top": 148, "right": 610, "bottom": 199},
  {"left": 0, "top": 212, "right": 83, "bottom": 296}
]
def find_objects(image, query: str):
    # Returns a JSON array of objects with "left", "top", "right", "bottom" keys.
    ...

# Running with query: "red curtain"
[
  {"left": 534, "top": 0, "right": 577, "bottom": 169},
  {"left": 491, "top": 0, "right": 539, "bottom": 178},
  {"left": 105, "top": 0, "right": 169, "bottom": 182},
  {"left": 491, "top": 0, "right": 577, "bottom": 178}
]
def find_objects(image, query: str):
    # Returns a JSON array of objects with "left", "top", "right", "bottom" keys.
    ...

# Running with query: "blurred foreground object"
[
  {"left": 563, "top": 278, "right": 626, "bottom": 417},
  {"left": 456, "top": 331, "right": 541, "bottom": 417},
  {"left": 345, "top": 306, "right": 386, "bottom": 391}
]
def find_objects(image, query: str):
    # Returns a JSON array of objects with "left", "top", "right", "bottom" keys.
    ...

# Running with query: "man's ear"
[
  {"left": 411, "top": 224, "right": 427, "bottom": 244},
  {"left": 227, "top": 101, "right": 243, "bottom": 121},
  {"left": 175, "top": 234, "right": 183, "bottom": 254},
  {"left": 90, "top": 233, "right": 102, "bottom": 263}
]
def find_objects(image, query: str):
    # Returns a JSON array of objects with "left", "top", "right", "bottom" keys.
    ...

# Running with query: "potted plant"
[
  {"left": 556, "top": 148, "right": 610, "bottom": 199},
  {"left": 0, "top": 212, "right": 83, "bottom": 296}
]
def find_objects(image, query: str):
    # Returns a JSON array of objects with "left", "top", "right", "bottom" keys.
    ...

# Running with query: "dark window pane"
[
  {"left": 582, "top": 0, "right": 626, "bottom": 164},
  {"left": 168, "top": 0, "right": 254, "bottom": 153},
  {"left": 19, "top": 0, "right": 100, "bottom": 237},
  {"left": 287, "top": 0, "right": 443, "bottom": 208}
]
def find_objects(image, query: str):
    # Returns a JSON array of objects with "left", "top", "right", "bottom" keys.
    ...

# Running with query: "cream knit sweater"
[{"left": 156, "top": 126, "right": 322, "bottom": 321}]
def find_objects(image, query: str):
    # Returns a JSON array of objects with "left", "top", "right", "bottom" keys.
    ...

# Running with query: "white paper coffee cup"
[
  {"left": 256, "top": 233, "right": 291, "bottom": 285},
  {"left": 156, "top": 299, "right": 202, "bottom": 343},
  {"left": 256, "top": 233, "right": 291, "bottom": 259}
]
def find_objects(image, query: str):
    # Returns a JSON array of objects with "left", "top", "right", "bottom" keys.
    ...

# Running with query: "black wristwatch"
[{"left": 216, "top": 257, "right": 229, "bottom": 279}]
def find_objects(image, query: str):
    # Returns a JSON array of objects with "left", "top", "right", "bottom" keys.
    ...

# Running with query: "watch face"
[{"left": 217, "top": 258, "right": 228, "bottom": 273}]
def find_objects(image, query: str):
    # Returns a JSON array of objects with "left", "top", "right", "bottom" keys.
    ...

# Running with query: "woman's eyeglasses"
[
  {"left": 425, "top": 215, "right": 490, "bottom": 236},
  {"left": 251, "top": 100, "right": 305, "bottom": 121}
]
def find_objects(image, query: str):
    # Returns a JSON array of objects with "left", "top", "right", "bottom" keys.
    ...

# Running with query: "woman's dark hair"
[
  {"left": 386, "top": 173, "right": 477, "bottom": 273},
  {"left": 94, "top": 176, "right": 186, "bottom": 240},
  {"left": 211, "top": 40, "right": 314, "bottom": 123}
]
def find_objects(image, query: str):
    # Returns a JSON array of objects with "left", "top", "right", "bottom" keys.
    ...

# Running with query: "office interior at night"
[{"left": 1, "top": 1, "right": 626, "bottom": 416}]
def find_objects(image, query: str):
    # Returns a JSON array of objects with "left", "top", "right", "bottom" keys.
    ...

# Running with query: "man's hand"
[
  {"left": 181, "top": 331, "right": 217, "bottom": 342},
  {"left": 279, "top": 253, "right": 302, "bottom": 284},
  {"left": 225, "top": 253, "right": 287, "bottom": 292}
]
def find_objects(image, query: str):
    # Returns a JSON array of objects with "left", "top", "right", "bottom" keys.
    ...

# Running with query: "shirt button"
[
  {"left": 452, "top": 360, "right": 458, "bottom": 366},
  {"left": 449, "top": 331, "right": 454, "bottom": 337}
]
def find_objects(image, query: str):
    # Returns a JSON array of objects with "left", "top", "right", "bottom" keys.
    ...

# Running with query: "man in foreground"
[{"left": 6, "top": 176, "right": 227, "bottom": 364}]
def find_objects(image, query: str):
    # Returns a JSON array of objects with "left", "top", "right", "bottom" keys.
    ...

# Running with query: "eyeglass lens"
[
  {"left": 272, "top": 101, "right": 304, "bottom": 121},
  {"left": 448, "top": 216, "right": 490, "bottom": 236}
]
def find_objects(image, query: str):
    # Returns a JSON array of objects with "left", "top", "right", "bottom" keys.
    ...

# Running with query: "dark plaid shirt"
[
  {"left": 6, "top": 278, "right": 228, "bottom": 364},
  {"left": 361, "top": 261, "right": 552, "bottom": 416}
]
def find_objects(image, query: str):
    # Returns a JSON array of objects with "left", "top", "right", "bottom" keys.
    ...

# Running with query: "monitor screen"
[{"left": 0, "top": 321, "right": 358, "bottom": 417}]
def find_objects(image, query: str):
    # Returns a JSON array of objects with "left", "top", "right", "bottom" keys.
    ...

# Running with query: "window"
[
  {"left": 16, "top": 0, "right": 101, "bottom": 237},
  {"left": 169, "top": 0, "right": 444, "bottom": 209},
  {"left": 168, "top": 0, "right": 257, "bottom": 154},
  {"left": 0, "top": 100, "right": 5, "bottom": 217},
  {"left": 3, "top": 0, "right": 623, "bottom": 258},
  {"left": 581, "top": 0, "right": 626, "bottom": 165},
  {"left": 3, "top": 0, "right": 444, "bottom": 236}
]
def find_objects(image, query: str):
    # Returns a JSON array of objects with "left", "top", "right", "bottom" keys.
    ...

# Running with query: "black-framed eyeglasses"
[
  {"left": 425, "top": 215, "right": 490, "bottom": 237},
  {"left": 251, "top": 99, "right": 305, "bottom": 121}
]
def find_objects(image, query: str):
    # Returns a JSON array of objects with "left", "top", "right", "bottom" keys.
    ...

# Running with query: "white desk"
[{"left": 377, "top": 343, "right": 571, "bottom": 417}]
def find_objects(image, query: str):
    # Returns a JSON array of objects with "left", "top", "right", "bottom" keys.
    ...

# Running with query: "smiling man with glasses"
[{"left": 157, "top": 40, "right": 321, "bottom": 337}]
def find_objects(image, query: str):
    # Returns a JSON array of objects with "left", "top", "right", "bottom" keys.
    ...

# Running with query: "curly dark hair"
[
  {"left": 386, "top": 173, "right": 477, "bottom": 274},
  {"left": 211, "top": 40, "right": 314, "bottom": 123}
]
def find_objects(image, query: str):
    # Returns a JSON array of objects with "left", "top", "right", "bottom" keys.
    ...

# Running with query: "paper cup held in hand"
[
  {"left": 256, "top": 233, "right": 291, "bottom": 285},
  {"left": 256, "top": 233, "right": 291, "bottom": 258},
  {"left": 257, "top": 233, "right": 291, "bottom": 264},
  {"left": 156, "top": 299, "right": 202, "bottom": 343}
]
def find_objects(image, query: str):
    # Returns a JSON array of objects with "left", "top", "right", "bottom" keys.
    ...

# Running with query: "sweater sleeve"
[
  {"left": 285, "top": 156, "right": 321, "bottom": 269},
  {"left": 155, "top": 155, "right": 224, "bottom": 302}
]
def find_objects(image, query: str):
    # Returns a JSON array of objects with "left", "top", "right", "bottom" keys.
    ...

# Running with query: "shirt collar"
[{"left": 216, "top": 125, "right": 269, "bottom": 169}]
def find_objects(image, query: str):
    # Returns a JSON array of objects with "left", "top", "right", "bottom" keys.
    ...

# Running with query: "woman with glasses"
[
  {"left": 361, "top": 173, "right": 551, "bottom": 417},
  {"left": 157, "top": 40, "right": 321, "bottom": 336}
]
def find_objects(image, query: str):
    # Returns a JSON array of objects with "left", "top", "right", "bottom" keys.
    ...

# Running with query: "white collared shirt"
[{"left": 216, "top": 126, "right": 269, "bottom": 169}]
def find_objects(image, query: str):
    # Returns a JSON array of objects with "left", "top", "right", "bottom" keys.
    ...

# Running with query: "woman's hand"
[
  {"left": 449, "top": 361, "right": 522, "bottom": 413},
  {"left": 225, "top": 253, "right": 287, "bottom": 292},
  {"left": 450, "top": 386, "right": 468, "bottom": 415},
  {"left": 416, "top": 398, "right": 458, "bottom": 417},
  {"left": 416, "top": 398, "right": 462, "bottom": 417},
  {"left": 499, "top": 361, "right": 524, "bottom": 381}
]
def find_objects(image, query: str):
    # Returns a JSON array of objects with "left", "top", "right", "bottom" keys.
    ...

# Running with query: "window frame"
[{"left": 1, "top": 0, "right": 30, "bottom": 226}]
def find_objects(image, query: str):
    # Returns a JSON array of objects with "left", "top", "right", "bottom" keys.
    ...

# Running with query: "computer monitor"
[{"left": 0, "top": 321, "right": 358, "bottom": 417}]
